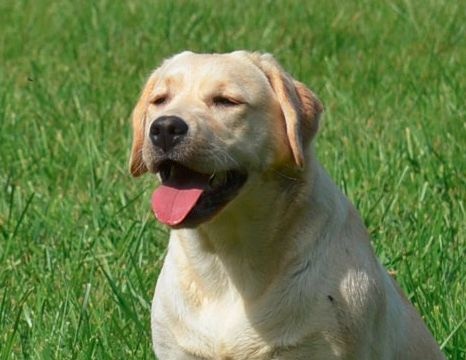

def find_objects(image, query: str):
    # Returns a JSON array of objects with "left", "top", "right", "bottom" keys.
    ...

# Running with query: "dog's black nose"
[{"left": 149, "top": 116, "right": 188, "bottom": 152}]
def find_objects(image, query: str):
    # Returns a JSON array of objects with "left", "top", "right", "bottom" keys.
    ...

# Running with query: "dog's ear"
[
  {"left": 129, "top": 73, "right": 157, "bottom": 177},
  {"left": 248, "top": 53, "right": 323, "bottom": 168}
]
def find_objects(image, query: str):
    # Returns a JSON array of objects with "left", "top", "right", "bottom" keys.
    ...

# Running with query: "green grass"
[{"left": 0, "top": 0, "right": 464, "bottom": 358}]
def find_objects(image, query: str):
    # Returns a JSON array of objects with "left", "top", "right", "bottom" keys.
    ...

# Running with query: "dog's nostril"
[
  {"left": 170, "top": 122, "right": 188, "bottom": 135},
  {"left": 150, "top": 116, "right": 188, "bottom": 152},
  {"left": 150, "top": 125, "right": 161, "bottom": 136}
]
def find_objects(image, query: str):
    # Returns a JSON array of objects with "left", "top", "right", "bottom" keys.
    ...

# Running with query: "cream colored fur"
[{"left": 130, "top": 51, "right": 445, "bottom": 359}]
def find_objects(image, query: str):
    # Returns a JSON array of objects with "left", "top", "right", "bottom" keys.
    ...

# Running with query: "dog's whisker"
[
  {"left": 271, "top": 169, "right": 299, "bottom": 182},
  {"left": 207, "top": 133, "right": 241, "bottom": 168}
]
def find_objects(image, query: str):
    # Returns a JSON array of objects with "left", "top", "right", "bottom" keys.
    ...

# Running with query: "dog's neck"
[{"left": 169, "top": 155, "right": 346, "bottom": 302}]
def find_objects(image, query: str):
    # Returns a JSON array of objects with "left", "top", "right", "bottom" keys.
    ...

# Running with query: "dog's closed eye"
[
  {"left": 212, "top": 96, "right": 243, "bottom": 107},
  {"left": 151, "top": 95, "right": 169, "bottom": 106}
]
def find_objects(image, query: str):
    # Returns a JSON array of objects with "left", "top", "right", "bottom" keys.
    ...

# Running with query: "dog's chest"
[
  {"left": 173, "top": 296, "right": 275, "bottom": 359},
  {"left": 153, "top": 291, "right": 346, "bottom": 360}
]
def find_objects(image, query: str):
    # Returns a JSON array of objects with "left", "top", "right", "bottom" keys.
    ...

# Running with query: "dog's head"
[{"left": 129, "top": 51, "right": 323, "bottom": 228}]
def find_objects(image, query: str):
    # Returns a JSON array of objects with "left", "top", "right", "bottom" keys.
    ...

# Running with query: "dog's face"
[{"left": 130, "top": 51, "right": 322, "bottom": 228}]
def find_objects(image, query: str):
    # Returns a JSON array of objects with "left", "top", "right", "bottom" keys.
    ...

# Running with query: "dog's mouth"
[{"left": 151, "top": 160, "right": 248, "bottom": 228}]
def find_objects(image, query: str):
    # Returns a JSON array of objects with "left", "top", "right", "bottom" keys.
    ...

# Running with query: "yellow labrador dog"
[{"left": 129, "top": 51, "right": 444, "bottom": 359}]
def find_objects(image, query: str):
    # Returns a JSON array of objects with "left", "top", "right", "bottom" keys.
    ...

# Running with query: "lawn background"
[{"left": 0, "top": 0, "right": 464, "bottom": 358}]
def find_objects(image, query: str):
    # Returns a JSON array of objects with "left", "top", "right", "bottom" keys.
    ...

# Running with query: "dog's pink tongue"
[{"left": 152, "top": 186, "right": 204, "bottom": 226}]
